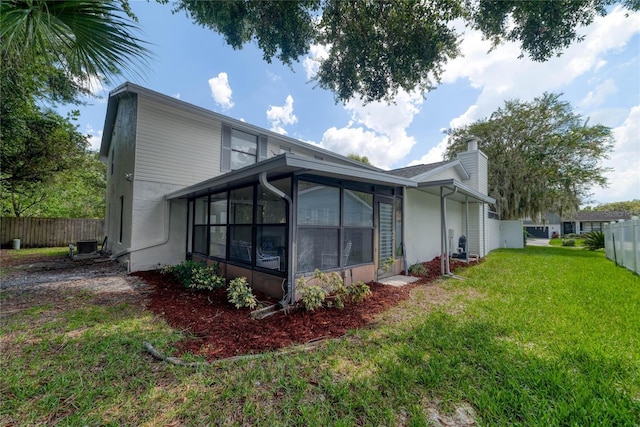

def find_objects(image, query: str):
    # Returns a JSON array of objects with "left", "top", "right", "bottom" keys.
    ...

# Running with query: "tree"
[
  {"left": 1, "top": 0, "right": 149, "bottom": 86},
  {"left": 1, "top": 151, "right": 107, "bottom": 218},
  {"left": 347, "top": 153, "right": 372, "bottom": 165},
  {"left": 0, "top": 107, "right": 90, "bottom": 217},
  {"left": 444, "top": 93, "right": 613, "bottom": 220},
  {"left": 1, "top": 1, "right": 146, "bottom": 218},
  {"left": 584, "top": 200, "right": 640, "bottom": 215},
  {"left": 168, "top": 0, "right": 639, "bottom": 103}
]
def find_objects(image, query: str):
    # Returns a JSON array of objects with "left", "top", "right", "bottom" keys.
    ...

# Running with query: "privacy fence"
[
  {"left": 1, "top": 217, "right": 104, "bottom": 248},
  {"left": 604, "top": 217, "right": 640, "bottom": 275}
]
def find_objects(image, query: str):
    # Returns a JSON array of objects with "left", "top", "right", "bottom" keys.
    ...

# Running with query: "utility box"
[{"left": 77, "top": 239, "right": 98, "bottom": 255}]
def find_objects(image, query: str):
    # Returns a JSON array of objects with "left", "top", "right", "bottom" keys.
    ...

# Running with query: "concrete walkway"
[
  {"left": 378, "top": 275, "right": 421, "bottom": 287},
  {"left": 527, "top": 238, "right": 551, "bottom": 246}
]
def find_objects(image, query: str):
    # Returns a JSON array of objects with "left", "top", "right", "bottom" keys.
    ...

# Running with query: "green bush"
[
  {"left": 227, "top": 277, "right": 258, "bottom": 309},
  {"left": 298, "top": 284, "right": 327, "bottom": 311},
  {"left": 562, "top": 239, "right": 576, "bottom": 247},
  {"left": 583, "top": 230, "right": 605, "bottom": 251},
  {"left": 348, "top": 281, "right": 372, "bottom": 303},
  {"left": 408, "top": 263, "right": 428, "bottom": 276},
  {"left": 296, "top": 270, "right": 372, "bottom": 310},
  {"left": 161, "top": 260, "right": 225, "bottom": 290}
]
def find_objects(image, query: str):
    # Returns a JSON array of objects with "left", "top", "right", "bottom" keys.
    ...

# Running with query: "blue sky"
[{"left": 71, "top": 1, "right": 639, "bottom": 206}]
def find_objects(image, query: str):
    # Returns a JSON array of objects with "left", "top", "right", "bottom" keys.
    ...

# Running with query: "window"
[
  {"left": 256, "top": 179, "right": 289, "bottom": 271},
  {"left": 297, "top": 181, "right": 340, "bottom": 226},
  {"left": 229, "top": 186, "right": 254, "bottom": 263},
  {"left": 119, "top": 195, "right": 124, "bottom": 243},
  {"left": 296, "top": 181, "right": 376, "bottom": 272},
  {"left": 193, "top": 196, "right": 208, "bottom": 255},
  {"left": 221, "top": 124, "right": 267, "bottom": 171},
  {"left": 344, "top": 190, "right": 373, "bottom": 266},
  {"left": 209, "top": 193, "right": 227, "bottom": 258},
  {"left": 395, "top": 197, "right": 403, "bottom": 256},
  {"left": 231, "top": 129, "right": 258, "bottom": 170}
]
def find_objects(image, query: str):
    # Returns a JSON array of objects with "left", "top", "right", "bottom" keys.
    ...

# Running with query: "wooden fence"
[{"left": 0, "top": 217, "right": 104, "bottom": 248}]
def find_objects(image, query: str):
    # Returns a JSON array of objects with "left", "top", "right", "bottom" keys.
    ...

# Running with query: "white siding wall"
[
  {"left": 404, "top": 189, "right": 463, "bottom": 265},
  {"left": 424, "top": 168, "right": 465, "bottom": 182},
  {"left": 135, "top": 95, "right": 222, "bottom": 186},
  {"left": 117, "top": 95, "right": 225, "bottom": 271},
  {"left": 456, "top": 149, "right": 488, "bottom": 194}
]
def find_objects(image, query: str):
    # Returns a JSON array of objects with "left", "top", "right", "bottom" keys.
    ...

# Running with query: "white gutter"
[
  {"left": 441, "top": 186, "right": 458, "bottom": 276},
  {"left": 110, "top": 197, "right": 171, "bottom": 272},
  {"left": 259, "top": 172, "right": 295, "bottom": 305}
]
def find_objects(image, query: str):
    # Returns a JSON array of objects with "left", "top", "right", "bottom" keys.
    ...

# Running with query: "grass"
[{"left": 2, "top": 246, "right": 639, "bottom": 425}]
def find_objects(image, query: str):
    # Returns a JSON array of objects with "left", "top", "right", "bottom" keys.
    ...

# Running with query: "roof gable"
[
  {"left": 100, "top": 82, "right": 381, "bottom": 172},
  {"left": 388, "top": 159, "right": 470, "bottom": 182}
]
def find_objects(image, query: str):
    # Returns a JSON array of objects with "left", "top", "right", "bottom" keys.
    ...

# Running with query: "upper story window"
[
  {"left": 231, "top": 129, "right": 258, "bottom": 170},
  {"left": 221, "top": 124, "right": 267, "bottom": 172}
]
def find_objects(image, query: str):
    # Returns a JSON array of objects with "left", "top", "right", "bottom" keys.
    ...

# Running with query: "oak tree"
[{"left": 444, "top": 93, "right": 613, "bottom": 220}]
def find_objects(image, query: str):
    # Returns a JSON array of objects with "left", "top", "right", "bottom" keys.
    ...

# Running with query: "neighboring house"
[
  {"left": 524, "top": 211, "right": 634, "bottom": 238},
  {"left": 99, "top": 83, "right": 517, "bottom": 303},
  {"left": 523, "top": 213, "right": 562, "bottom": 238},
  {"left": 562, "top": 211, "right": 634, "bottom": 235}
]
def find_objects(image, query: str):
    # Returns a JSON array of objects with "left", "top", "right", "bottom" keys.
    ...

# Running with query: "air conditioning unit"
[{"left": 77, "top": 239, "right": 98, "bottom": 255}]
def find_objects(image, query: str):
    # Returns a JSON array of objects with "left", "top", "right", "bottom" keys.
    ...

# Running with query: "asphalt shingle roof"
[{"left": 387, "top": 160, "right": 451, "bottom": 178}]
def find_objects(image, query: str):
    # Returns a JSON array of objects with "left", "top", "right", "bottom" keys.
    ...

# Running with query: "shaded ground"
[{"left": 1, "top": 249, "right": 475, "bottom": 362}]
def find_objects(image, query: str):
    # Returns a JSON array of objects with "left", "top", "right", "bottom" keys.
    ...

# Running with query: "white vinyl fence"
[{"left": 604, "top": 218, "right": 640, "bottom": 274}]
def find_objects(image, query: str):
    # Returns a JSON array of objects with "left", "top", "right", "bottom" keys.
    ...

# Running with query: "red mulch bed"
[{"left": 134, "top": 256, "right": 477, "bottom": 361}]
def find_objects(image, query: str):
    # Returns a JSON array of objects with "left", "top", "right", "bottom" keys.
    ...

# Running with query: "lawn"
[{"left": 1, "top": 246, "right": 639, "bottom": 426}]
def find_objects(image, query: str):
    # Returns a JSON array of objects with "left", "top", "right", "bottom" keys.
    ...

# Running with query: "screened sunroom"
[{"left": 167, "top": 153, "right": 416, "bottom": 302}]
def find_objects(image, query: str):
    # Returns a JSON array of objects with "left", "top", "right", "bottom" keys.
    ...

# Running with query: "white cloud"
[
  {"left": 440, "top": 7, "right": 640, "bottom": 129},
  {"left": 578, "top": 79, "right": 618, "bottom": 109},
  {"left": 172, "top": 93, "right": 181, "bottom": 99},
  {"left": 267, "top": 95, "right": 298, "bottom": 135},
  {"left": 303, "top": 44, "right": 330, "bottom": 80},
  {"left": 317, "top": 90, "right": 424, "bottom": 169},
  {"left": 85, "top": 124, "right": 103, "bottom": 151},
  {"left": 208, "top": 72, "right": 234, "bottom": 110},
  {"left": 590, "top": 105, "right": 640, "bottom": 204}
]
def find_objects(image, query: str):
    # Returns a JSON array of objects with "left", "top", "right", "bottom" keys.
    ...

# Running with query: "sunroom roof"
[{"left": 166, "top": 153, "right": 417, "bottom": 200}]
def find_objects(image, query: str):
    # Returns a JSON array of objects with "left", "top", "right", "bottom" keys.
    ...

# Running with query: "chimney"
[{"left": 466, "top": 136, "right": 478, "bottom": 152}]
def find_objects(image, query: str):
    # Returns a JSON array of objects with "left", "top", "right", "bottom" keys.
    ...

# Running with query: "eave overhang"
[{"left": 416, "top": 179, "right": 496, "bottom": 204}]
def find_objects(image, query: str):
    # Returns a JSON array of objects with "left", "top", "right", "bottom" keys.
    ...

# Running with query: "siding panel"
[{"left": 136, "top": 96, "right": 222, "bottom": 186}]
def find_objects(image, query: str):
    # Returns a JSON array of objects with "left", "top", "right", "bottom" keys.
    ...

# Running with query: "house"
[
  {"left": 562, "top": 211, "right": 634, "bottom": 235},
  {"left": 99, "top": 83, "right": 519, "bottom": 303},
  {"left": 524, "top": 211, "right": 634, "bottom": 238}
]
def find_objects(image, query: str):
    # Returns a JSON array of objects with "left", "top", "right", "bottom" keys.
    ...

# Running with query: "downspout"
[
  {"left": 259, "top": 172, "right": 294, "bottom": 306},
  {"left": 441, "top": 186, "right": 458, "bottom": 275},
  {"left": 465, "top": 196, "right": 469, "bottom": 263},
  {"left": 111, "top": 197, "right": 171, "bottom": 271}
]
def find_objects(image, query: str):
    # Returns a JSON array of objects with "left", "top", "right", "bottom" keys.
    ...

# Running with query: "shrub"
[
  {"left": 583, "top": 230, "right": 605, "bottom": 251},
  {"left": 562, "top": 239, "right": 576, "bottom": 247},
  {"left": 408, "top": 263, "right": 428, "bottom": 276},
  {"left": 298, "top": 285, "right": 327, "bottom": 311},
  {"left": 162, "top": 260, "right": 225, "bottom": 290},
  {"left": 227, "top": 277, "right": 258, "bottom": 309},
  {"left": 296, "top": 270, "right": 372, "bottom": 310},
  {"left": 348, "top": 281, "right": 372, "bottom": 303}
]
